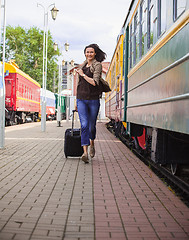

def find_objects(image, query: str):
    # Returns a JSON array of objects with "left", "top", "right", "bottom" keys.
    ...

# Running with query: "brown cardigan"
[
  {"left": 79, "top": 59, "right": 102, "bottom": 85},
  {"left": 76, "top": 59, "right": 102, "bottom": 100}
]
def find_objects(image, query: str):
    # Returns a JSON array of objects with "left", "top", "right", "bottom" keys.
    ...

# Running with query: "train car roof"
[
  {"left": 107, "top": 0, "right": 135, "bottom": 70},
  {"left": 40, "top": 88, "right": 56, "bottom": 99},
  {"left": 122, "top": 0, "right": 136, "bottom": 28},
  {"left": 4, "top": 62, "right": 41, "bottom": 88},
  {"left": 107, "top": 33, "right": 124, "bottom": 74}
]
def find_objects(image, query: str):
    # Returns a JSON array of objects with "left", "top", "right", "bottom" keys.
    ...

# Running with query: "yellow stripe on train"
[{"left": 17, "top": 97, "right": 40, "bottom": 104}]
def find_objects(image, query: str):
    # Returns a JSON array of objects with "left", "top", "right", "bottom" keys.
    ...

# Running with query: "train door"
[
  {"left": 115, "top": 48, "right": 120, "bottom": 122},
  {"left": 123, "top": 26, "right": 129, "bottom": 126},
  {"left": 119, "top": 78, "right": 123, "bottom": 120},
  {"left": 5, "top": 77, "right": 14, "bottom": 110},
  {"left": 115, "top": 75, "right": 120, "bottom": 121},
  {"left": 5, "top": 76, "right": 16, "bottom": 125}
]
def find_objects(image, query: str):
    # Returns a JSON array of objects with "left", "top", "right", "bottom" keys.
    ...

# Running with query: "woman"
[{"left": 76, "top": 44, "right": 106, "bottom": 163}]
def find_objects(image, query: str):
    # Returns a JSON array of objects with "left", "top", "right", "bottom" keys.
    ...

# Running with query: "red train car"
[{"left": 5, "top": 61, "right": 41, "bottom": 125}]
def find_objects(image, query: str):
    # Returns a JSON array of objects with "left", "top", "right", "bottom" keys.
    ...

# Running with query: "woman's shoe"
[
  {"left": 81, "top": 153, "right": 89, "bottom": 163},
  {"left": 90, "top": 146, "right": 95, "bottom": 158}
]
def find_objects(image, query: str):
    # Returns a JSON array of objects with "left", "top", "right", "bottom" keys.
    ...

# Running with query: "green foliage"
[{"left": 3, "top": 25, "right": 60, "bottom": 92}]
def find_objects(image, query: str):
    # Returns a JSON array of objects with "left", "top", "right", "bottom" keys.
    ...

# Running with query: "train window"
[
  {"left": 123, "top": 37, "right": 126, "bottom": 77},
  {"left": 129, "top": 24, "right": 133, "bottom": 68},
  {"left": 133, "top": 11, "right": 138, "bottom": 65},
  {"left": 157, "top": 0, "right": 167, "bottom": 37},
  {"left": 147, "top": 0, "right": 155, "bottom": 49},
  {"left": 111, "top": 64, "right": 116, "bottom": 89},
  {"left": 173, "top": 0, "right": 186, "bottom": 20},
  {"left": 143, "top": 1, "right": 148, "bottom": 36},
  {"left": 116, "top": 51, "right": 119, "bottom": 76},
  {"left": 21, "top": 84, "right": 24, "bottom": 97},
  {"left": 19, "top": 84, "right": 22, "bottom": 95},
  {"left": 139, "top": 0, "right": 146, "bottom": 58}
]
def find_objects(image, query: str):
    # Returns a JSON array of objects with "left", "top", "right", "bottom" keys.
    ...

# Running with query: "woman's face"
[{"left": 85, "top": 47, "right": 96, "bottom": 61}]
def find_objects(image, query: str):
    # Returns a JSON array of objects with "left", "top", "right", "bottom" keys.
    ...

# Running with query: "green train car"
[
  {"left": 106, "top": 0, "right": 189, "bottom": 175},
  {"left": 54, "top": 94, "right": 66, "bottom": 120}
]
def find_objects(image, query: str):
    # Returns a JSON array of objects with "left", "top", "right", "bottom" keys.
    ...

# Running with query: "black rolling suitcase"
[{"left": 64, "top": 110, "right": 83, "bottom": 158}]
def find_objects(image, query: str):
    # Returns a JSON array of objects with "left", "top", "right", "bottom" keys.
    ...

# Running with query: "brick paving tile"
[
  {"left": 0, "top": 121, "right": 189, "bottom": 240},
  {"left": 93, "top": 122, "right": 189, "bottom": 240}
]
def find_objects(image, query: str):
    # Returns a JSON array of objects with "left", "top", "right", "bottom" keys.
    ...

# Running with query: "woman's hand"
[
  {"left": 76, "top": 68, "right": 96, "bottom": 86},
  {"left": 76, "top": 68, "right": 84, "bottom": 76}
]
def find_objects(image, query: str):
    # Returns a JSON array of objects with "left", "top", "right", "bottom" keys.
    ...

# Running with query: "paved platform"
[{"left": 0, "top": 120, "right": 188, "bottom": 240}]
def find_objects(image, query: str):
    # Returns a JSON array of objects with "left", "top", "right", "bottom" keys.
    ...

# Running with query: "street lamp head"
[
  {"left": 64, "top": 42, "right": 69, "bottom": 52},
  {"left": 51, "top": 6, "right": 59, "bottom": 20},
  {"left": 62, "top": 60, "right": 66, "bottom": 66},
  {"left": 53, "top": 42, "right": 58, "bottom": 51},
  {"left": 70, "top": 60, "right": 74, "bottom": 67}
]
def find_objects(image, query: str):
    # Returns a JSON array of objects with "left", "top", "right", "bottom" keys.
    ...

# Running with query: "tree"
[{"left": 3, "top": 26, "right": 60, "bottom": 92}]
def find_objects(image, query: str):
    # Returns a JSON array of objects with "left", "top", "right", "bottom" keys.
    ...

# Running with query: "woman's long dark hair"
[{"left": 84, "top": 44, "right": 106, "bottom": 62}]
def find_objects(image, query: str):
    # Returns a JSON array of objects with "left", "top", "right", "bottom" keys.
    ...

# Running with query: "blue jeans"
[{"left": 77, "top": 99, "right": 100, "bottom": 146}]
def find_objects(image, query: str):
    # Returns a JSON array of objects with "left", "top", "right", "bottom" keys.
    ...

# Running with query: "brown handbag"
[{"left": 99, "top": 78, "right": 111, "bottom": 93}]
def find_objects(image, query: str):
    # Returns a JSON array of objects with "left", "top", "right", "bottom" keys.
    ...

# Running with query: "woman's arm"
[
  {"left": 77, "top": 62, "right": 102, "bottom": 86},
  {"left": 76, "top": 68, "right": 96, "bottom": 86},
  {"left": 92, "top": 62, "right": 102, "bottom": 85}
]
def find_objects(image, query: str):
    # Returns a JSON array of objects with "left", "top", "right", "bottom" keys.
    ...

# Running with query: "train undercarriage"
[
  {"left": 5, "top": 109, "right": 39, "bottom": 126},
  {"left": 108, "top": 120, "right": 189, "bottom": 176}
]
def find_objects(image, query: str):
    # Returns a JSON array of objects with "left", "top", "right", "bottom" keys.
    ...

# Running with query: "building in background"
[
  {"left": 62, "top": 63, "right": 67, "bottom": 90},
  {"left": 62, "top": 61, "right": 77, "bottom": 90}
]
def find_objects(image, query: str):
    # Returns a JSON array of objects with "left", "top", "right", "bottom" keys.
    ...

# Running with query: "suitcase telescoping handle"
[{"left": 71, "top": 110, "right": 77, "bottom": 136}]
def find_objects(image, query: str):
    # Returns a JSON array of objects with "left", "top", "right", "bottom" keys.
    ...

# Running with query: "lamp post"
[
  {"left": 69, "top": 60, "right": 76, "bottom": 117},
  {"left": 63, "top": 42, "right": 71, "bottom": 121},
  {"left": 70, "top": 60, "right": 75, "bottom": 96},
  {"left": 53, "top": 42, "right": 69, "bottom": 126},
  {"left": 71, "top": 61, "right": 75, "bottom": 97},
  {"left": 64, "top": 41, "right": 69, "bottom": 93},
  {"left": 37, "top": 3, "right": 59, "bottom": 132},
  {"left": 0, "top": 0, "right": 6, "bottom": 149}
]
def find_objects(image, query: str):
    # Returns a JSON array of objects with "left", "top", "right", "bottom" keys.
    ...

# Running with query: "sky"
[{"left": 4, "top": 0, "right": 131, "bottom": 64}]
